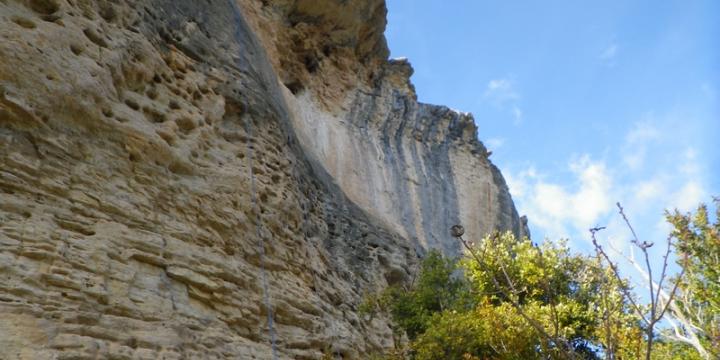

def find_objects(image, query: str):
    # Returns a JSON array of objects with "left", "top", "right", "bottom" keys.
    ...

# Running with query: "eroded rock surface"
[{"left": 0, "top": 0, "right": 525, "bottom": 358}]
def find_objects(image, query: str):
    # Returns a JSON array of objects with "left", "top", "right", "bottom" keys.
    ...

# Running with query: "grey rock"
[{"left": 0, "top": 0, "right": 525, "bottom": 358}]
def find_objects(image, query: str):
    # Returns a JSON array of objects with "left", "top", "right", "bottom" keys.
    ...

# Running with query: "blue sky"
[{"left": 385, "top": 0, "right": 719, "bottom": 262}]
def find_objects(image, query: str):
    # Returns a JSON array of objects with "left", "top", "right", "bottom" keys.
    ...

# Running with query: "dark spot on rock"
[
  {"left": 168, "top": 160, "right": 192, "bottom": 175},
  {"left": 11, "top": 17, "right": 37, "bottom": 29},
  {"left": 284, "top": 80, "right": 304, "bottom": 95},
  {"left": 101, "top": 108, "right": 113, "bottom": 117},
  {"left": 143, "top": 106, "right": 166, "bottom": 123},
  {"left": 168, "top": 100, "right": 180, "bottom": 110},
  {"left": 99, "top": 3, "right": 117, "bottom": 22},
  {"left": 175, "top": 117, "right": 196, "bottom": 133},
  {"left": 304, "top": 55, "right": 319, "bottom": 73},
  {"left": 146, "top": 88, "right": 159, "bottom": 100},
  {"left": 28, "top": 0, "right": 60, "bottom": 15},
  {"left": 83, "top": 27, "right": 108, "bottom": 48},
  {"left": 69, "top": 43, "right": 83, "bottom": 55},
  {"left": 322, "top": 45, "right": 333, "bottom": 57},
  {"left": 40, "top": 14, "right": 61, "bottom": 22},
  {"left": 163, "top": 74, "right": 180, "bottom": 84},
  {"left": 124, "top": 99, "right": 140, "bottom": 111}
]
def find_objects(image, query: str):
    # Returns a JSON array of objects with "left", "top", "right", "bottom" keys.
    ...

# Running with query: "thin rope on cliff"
[{"left": 244, "top": 116, "right": 279, "bottom": 360}]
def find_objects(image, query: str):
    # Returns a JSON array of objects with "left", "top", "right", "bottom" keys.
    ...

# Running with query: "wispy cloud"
[
  {"left": 485, "top": 137, "right": 506, "bottom": 150},
  {"left": 670, "top": 148, "right": 707, "bottom": 212},
  {"left": 600, "top": 43, "right": 618, "bottom": 60},
  {"left": 511, "top": 106, "right": 523, "bottom": 125},
  {"left": 506, "top": 155, "right": 614, "bottom": 239},
  {"left": 483, "top": 78, "right": 518, "bottom": 104},
  {"left": 483, "top": 77, "right": 523, "bottom": 125},
  {"left": 508, "top": 115, "right": 711, "bottom": 244},
  {"left": 622, "top": 120, "right": 661, "bottom": 170},
  {"left": 671, "top": 180, "right": 705, "bottom": 212},
  {"left": 633, "top": 178, "right": 666, "bottom": 202},
  {"left": 600, "top": 43, "right": 619, "bottom": 66},
  {"left": 625, "top": 120, "right": 660, "bottom": 144}
]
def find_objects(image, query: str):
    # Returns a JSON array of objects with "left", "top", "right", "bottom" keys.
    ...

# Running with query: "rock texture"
[{"left": 0, "top": 0, "right": 525, "bottom": 359}]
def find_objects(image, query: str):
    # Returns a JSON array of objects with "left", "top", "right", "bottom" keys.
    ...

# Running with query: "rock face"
[{"left": 0, "top": 0, "right": 525, "bottom": 359}]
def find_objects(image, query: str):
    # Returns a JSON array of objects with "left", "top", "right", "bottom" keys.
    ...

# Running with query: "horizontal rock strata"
[{"left": 0, "top": 0, "right": 525, "bottom": 358}]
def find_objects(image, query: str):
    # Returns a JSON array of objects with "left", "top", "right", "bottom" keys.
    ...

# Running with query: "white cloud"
[
  {"left": 622, "top": 120, "right": 661, "bottom": 170},
  {"left": 504, "top": 166, "right": 537, "bottom": 199},
  {"left": 678, "top": 147, "right": 701, "bottom": 176},
  {"left": 670, "top": 180, "right": 705, "bottom": 212},
  {"left": 509, "top": 116, "right": 710, "bottom": 245},
  {"left": 600, "top": 43, "right": 619, "bottom": 67},
  {"left": 633, "top": 179, "right": 665, "bottom": 202},
  {"left": 504, "top": 171, "right": 523, "bottom": 198},
  {"left": 625, "top": 120, "right": 660, "bottom": 144},
  {"left": 487, "top": 79, "right": 510, "bottom": 91},
  {"left": 600, "top": 43, "right": 618, "bottom": 60},
  {"left": 483, "top": 77, "right": 523, "bottom": 125},
  {"left": 569, "top": 156, "right": 614, "bottom": 227},
  {"left": 623, "top": 148, "right": 646, "bottom": 170},
  {"left": 512, "top": 106, "right": 523, "bottom": 125},
  {"left": 483, "top": 78, "right": 518, "bottom": 104},
  {"left": 507, "top": 156, "right": 613, "bottom": 239},
  {"left": 485, "top": 137, "right": 505, "bottom": 150}
]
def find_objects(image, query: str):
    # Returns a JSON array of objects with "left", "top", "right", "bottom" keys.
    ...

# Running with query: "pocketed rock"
[{"left": 0, "top": 0, "right": 526, "bottom": 358}]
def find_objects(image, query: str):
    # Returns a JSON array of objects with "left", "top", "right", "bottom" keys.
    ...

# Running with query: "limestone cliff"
[{"left": 0, "top": 0, "right": 525, "bottom": 359}]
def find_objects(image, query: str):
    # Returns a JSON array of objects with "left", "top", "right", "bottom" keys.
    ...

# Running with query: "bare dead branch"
[
  {"left": 654, "top": 235, "right": 673, "bottom": 309},
  {"left": 590, "top": 228, "right": 649, "bottom": 325},
  {"left": 591, "top": 203, "right": 692, "bottom": 360}
]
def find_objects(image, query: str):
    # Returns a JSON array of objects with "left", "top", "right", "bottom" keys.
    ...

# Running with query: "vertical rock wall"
[
  {"left": 237, "top": 1, "right": 527, "bottom": 255},
  {"left": 282, "top": 59, "right": 526, "bottom": 256},
  {"left": 0, "top": 0, "right": 524, "bottom": 358}
]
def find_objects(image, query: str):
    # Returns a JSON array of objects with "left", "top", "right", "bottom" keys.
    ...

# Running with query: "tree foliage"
[
  {"left": 371, "top": 233, "right": 641, "bottom": 359},
  {"left": 666, "top": 199, "right": 720, "bottom": 357},
  {"left": 366, "top": 199, "right": 718, "bottom": 360},
  {"left": 360, "top": 249, "right": 470, "bottom": 340}
]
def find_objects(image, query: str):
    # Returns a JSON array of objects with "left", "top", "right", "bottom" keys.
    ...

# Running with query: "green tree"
[
  {"left": 412, "top": 301, "right": 539, "bottom": 360},
  {"left": 665, "top": 199, "right": 720, "bottom": 358},
  {"left": 651, "top": 340, "right": 705, "bottom": 360},
  {"left": 376, "top": 232, "right": 640, "bottom": 360},
  {"left": 369, "top": 200, "right": 719, "bottom": 360},
  {"left": 457, "top": 232, "right": 639, "bottom": 359},
  {"left": 383, "top": 249, "right": 469, "bottom": 340}
]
